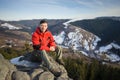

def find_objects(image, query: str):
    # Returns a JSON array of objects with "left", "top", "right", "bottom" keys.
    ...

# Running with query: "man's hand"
[{"left": 50, "top": 46, "right": 55, "bottom": 51}]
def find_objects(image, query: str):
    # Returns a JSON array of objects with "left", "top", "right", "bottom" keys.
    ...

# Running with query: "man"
[{"left": 32, "top": 19, "right": 64, "bottom": 70}]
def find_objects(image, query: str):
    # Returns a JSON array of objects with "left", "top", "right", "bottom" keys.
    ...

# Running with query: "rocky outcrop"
[
  {"left": 0, "top": 54, "right": 16, "bottom": 80},
  {"left": 0, "top": 54, "right": 72, "bottom": 80}
]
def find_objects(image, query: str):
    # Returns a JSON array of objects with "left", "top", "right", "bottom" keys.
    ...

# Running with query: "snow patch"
[
  {"left": 54, "top": 31, "right": 65, "bottom": 44},
  {"left": 111, "top": 43, "right": 120, "bottom": 49},
  {"left": 10, "top": 56, "right": 40, "bottom": 67},
  {"left": 63, "top": 18, "right": 83, "bottom": 26},
  {"left": 80, "top": 51, "right": 88, "bottom": 56},
  {"left": 99, "top": 44, "right": 112, "bottom": 53},
  {"left": 93, "top": 36, "right": 101, "bottom": 47},
  {"left": 68, "top": 32, "right": 76, "bottom": 39},
  {"left": 67, "top": 31, "right": 83, "bottom": 50},
  {"left": 99, "top": 43, "right": 120, "bottom": 53},
  {"left": 83, "top": 40, "right": 89, "bottom": 51},
  {"left": 95, "top": 43, "right": 120, "bottom": 62},
  {"left": 1, "top": 23, "right": 22, "bottom": 30},
  {"left": 105, "top": 54, "right": 120, "bottom": 62}
]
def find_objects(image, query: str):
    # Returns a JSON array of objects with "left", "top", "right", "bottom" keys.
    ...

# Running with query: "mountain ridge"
[{"left": 70, "top": 17, "right": 120, "bottom": 45}]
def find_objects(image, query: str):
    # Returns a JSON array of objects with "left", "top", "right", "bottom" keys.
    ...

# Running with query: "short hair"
[{"left": 40, "top": 19, "right": 48, "bottom": 24}]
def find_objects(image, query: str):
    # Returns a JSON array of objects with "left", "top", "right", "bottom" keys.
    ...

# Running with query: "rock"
[
  {"left": 48, "top": 55, "right": 69, "bottom": 78},
  {"left": 38, "top": 71, "right": 54, "bottom": 80},
  {"left": 12, "top": 71, "right": 30, "bottom": 80},
  {"left": 0, "top": 52, "right": 72, "bottom": 80},
  {"left": 0, "top": 53, "right": 4, "bottom": 59},
  {"left": 30, "top": 68, "right": 44, "bottom": 80},
  {"left": 21, "top": 52, "right": 70, "bottom": 79},
  {"left": 0, "top": 54, "right": 16, "bottom": 80},
  {"left": 0, "top": 65, "right": 9, "bottom": 80}
]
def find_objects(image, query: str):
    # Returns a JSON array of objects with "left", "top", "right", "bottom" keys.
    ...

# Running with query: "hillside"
[
  {"left": 9, "top": 19, "right": 69, "bottom": 34},
  {"left": 53, "top": 17, "right": 120, "bottom": 63},
  {"left": 70, "top": 17, "right": 120, "bottom": 46}
]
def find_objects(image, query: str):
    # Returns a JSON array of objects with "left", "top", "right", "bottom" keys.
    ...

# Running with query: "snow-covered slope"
[
  {"left": 95, "top": 43, "right": 120, "bottom": 62},
  {"left": 97, "top": 43, "right": 120, "bottom": 53},
  {"left": 54, "top": 19, "right": 120, "bottom": 63},
  {"left": 54, "top": 24, "right": 101, "bottom": 51},
  {"left": 1, "top": 23, "right": 22, "bottom": 30}
]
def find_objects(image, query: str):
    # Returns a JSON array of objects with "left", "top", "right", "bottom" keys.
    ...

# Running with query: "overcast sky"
[{"left": 0, "top": 0, "right": 120, "bottom": 21}]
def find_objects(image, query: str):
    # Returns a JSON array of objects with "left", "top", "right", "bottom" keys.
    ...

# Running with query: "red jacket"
[{"left": 32, "top": 27, "right": 56, "bottom": 51}]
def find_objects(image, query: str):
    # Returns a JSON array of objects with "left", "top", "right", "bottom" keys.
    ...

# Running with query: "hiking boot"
[{"left": 56, "top": 59, "right": 65, "bottom": 66}]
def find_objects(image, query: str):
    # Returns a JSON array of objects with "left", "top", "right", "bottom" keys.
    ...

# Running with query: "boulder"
[
  {"left": 0, "top": 54, "right": 16, "bottom": 80},
  {"left": 0, "top": 53, "right": 72, "bottom": 80},
  {"left": 38, "top": 71, "right": 54, "bottom": 80},
  {"left": 30, "top": 68, "right": 44, "bottom": 80},
  {"left": 12, "top": 71, "right": 30, "bottom": 80}
]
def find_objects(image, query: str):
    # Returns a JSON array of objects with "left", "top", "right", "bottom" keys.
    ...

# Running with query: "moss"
[{"left": 0, "top": 47, "right": 25, "bottom": 60}]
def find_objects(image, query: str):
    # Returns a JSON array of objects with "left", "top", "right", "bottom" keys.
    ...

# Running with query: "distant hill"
[
  {"left": 70, "top": 17, "right": 120, "bottom": 46},
  {"left": 9, "top": 19, "right": 69, "bottom": 34}
]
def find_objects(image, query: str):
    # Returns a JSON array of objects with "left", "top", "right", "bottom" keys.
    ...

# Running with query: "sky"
[{"left": 0, "top": 0, "right": 120, "bottom": 21}]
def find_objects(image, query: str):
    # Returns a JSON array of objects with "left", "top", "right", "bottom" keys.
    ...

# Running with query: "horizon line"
[{"left": 0, "top": 16, "right": 120, "bottom": 21}]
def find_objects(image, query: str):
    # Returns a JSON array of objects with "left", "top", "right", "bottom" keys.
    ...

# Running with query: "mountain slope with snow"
[
  {"left": 70, "top": 17, "right": 120, "bottom": 45},
  {"left": 54, "top": 24, "right": 101, "bottom": 51},
  {"left": 54, "top": 18, "right": 120, "bottom": 63},
  {"left": 1, "top": 23, "right": 22, "bottom": 30}
]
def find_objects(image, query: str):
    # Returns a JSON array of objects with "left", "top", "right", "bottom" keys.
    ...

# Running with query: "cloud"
[
  {"left": 93, "top": 0, "right": 103, "bottom": 6},
  {"left": 75, "top": 0, "right": 104, "bottom": 8}
]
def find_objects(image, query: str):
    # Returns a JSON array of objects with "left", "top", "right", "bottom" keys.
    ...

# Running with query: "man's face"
[{"left": 39, "top": 22, "right": 48, "bottom": 32}]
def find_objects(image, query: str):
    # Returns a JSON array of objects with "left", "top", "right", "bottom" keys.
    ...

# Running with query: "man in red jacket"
[{"left": 32, "top": 19, "right": 64, "bottom": 69}]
